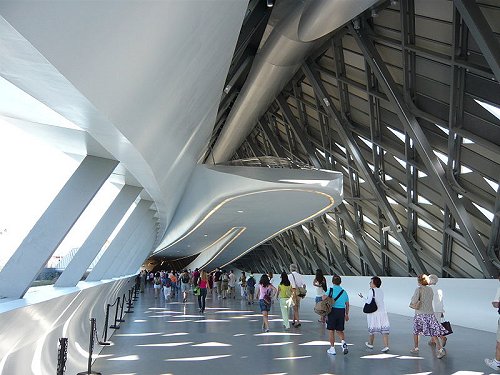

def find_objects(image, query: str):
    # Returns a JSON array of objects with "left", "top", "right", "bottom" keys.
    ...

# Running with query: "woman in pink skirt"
[{"left": 409, "top": 274, "right": 448, "bottom": 359}]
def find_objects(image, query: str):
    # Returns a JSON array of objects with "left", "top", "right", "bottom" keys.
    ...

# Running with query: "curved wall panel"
[{"left": 0, "top": 278, "right": 133, "bottom": 374}]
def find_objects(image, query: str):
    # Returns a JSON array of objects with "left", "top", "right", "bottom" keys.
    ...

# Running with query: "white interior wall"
[{"left": 289, "top": 275, "right": 499, "bottom": 333}]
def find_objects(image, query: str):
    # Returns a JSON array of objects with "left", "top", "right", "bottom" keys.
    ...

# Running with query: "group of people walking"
[
  {"left": 256, "top": 266, "right": 450, "bottom": 359},
  {"left": 140, "top": 264, "right": 453, "bottom": 359}
]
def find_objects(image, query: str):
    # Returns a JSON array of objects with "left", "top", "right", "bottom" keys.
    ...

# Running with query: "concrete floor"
[{"left": 93, "top": 285, "right": 498, "bottom": 375}]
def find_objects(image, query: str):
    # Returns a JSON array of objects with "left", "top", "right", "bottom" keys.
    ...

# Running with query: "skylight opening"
[
  {"left": 418, "top": 217, "right": 437, "bottom": 231},
  {"left": 387, "top": 196, "right": 398, "bottom": 205},
  {"left": 325, "top": 213, "right": 336, "bottom": 222},
  {"left": 435, "top": 124, "right": 449, "bottom": 135},
  {"left": 484, "top": 177, "right": 499, "bottom": 192},
  {"left": 301, "top": 225, "right": 310, "bottom": 234},
  {"left": 399, "top": 183, "right": 407, "bottom": 192},
  {"left": 385, "top": 174, "right": 394, "bottom": 181},
  {"left": 365, "top": 232, "right": 377, "bottom": 242},
  {"left": 393, "top": 156, "right": 407, "bottom": 168},
  {"left": 359, "top": 177, "right": 366, "bottom": 183},
  {"left": 460, "top": 164, "right": 473, "bottom": 174},
  {"left": 433, "top": 150, "right": 448, "bottom": 165},
  {"left": 345, "top": 230, "right": 354, "bottom": 240},
  {"left": 472, "top": 202, "right": 494, "bottom": 222},
  {"left": 387, "top": 127, "right": 405, "bottom": 142},
  {"left": 335, "top": 143, "right": 347, "bottom": 154},
  {"left": 462, "top": 137, "right": 474, "bottom": 144},
  {"left": 418, "top": 170, "right": 428, "bottom": 178},
  {"left": 418, "top": 195, "right": 432, "bottom": 205},
  {"left": 316, "top": 148, "right": 326, "bottom": 158},
  {"left": 474, "top": 98, "right": 500, "bottom": 121},
  {"left": 367, "top": 163, "right": 375, "bottom": 172},
  {"left": 363, "top": 216, "right": 376, "bottom": 225},
  {"left": 388, "top": 234, "right": 401, "bottom": 246},
  {"left": 358, "top": 136, "right": 373, "bottom": 149}
]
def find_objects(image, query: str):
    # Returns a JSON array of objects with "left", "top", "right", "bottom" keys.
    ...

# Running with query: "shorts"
[
  {"left": 259, "top": 299, "right": 271, "bottom": 312},
  {"left": 327, "top": 308, "right": 346, "bottom": 331},
  {"left": 181, "top": 283, "right": 189, "bottom": 293}
]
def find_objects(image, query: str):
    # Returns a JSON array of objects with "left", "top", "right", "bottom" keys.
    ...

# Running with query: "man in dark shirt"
[{"left": 214, "top": 268, "right": 222, "bottom": 298}]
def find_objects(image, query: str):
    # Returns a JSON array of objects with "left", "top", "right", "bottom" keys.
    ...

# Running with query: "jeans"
[{"left": 198, "top": 288, "right": 207, "bottom": 311}]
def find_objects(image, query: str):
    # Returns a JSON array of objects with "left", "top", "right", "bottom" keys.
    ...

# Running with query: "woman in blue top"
[{"left": 324, "top": 275, "right": 349, "bottom": 355}]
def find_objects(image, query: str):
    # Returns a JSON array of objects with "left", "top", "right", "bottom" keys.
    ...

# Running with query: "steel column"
[
  {"left": 303, "top": 62, "right": 426, "bottom": 275},
  {"left": 351, "top": 26, "right": 496, "bottom": 277},
  {"left": 453, "top": 0, "right": 500, "bottom": 82}
]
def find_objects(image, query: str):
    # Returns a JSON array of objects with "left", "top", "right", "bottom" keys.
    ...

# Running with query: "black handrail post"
[
  {"left": 76, "top": 318, "right": 102, "bottom": 375},
  {"left": 133, "top": 285, "right": 139, "bottom": 301},
  {"left": 102, "top": 304, "right": 111, "bottom": 343},
  {"left": 57, "top": 337, "right": 68, "bottom": 375},
  {"left": 109, "top": 297, "right": 121, "bottom": 329},
  {"left": 125, "top": 289, "right": 134, "bottom": 313},
  {"left": 117, "top": 294, "right": 125, "bottom": 323}
]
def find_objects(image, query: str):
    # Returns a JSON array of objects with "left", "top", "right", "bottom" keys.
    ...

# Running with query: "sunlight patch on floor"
[
  {"left": 162, "top": 332, "right": 189, "bottom": 337},
  {"left": 136, "top": 342, "right": 192, "bottom": 347},
  {"left": 166, "top": 319, "right": 193, "bottom": 323},
  {"left": 192, "top": 342, "right": 232, "bottom": 347},
  {"left": 299, "top": 340, "right": 330, "bottom": 346},
  {"left": 165, "top": 354, "right": 231, "bottom": 361},
  {"left": 254, "top": 332, "right": 301, "bottom": 336},
  {"left": 108, "top": 355, "right": 140, "bottom": 361},
  {"left": 258, "top": 342, "right": 293, "bottom": 346},
  {"left": 360, "top": 353, "right": 398, "bottom": 359},
  {"left": 274, "top": 355, "right": 311, "bottom": 360}
]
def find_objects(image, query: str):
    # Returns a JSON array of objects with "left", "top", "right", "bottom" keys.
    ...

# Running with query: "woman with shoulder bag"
[
  {"left": 359, "top": 276, "right": 390, "bottom": 352},
  {"left": 313, "top": 269, "right": 327, "bottom": 323},
  {"left": 409, "top": 274, "right": 448, "bottom": 358},
  {"left": 258, "top": 274, "right": 276, "bottom": 332}
]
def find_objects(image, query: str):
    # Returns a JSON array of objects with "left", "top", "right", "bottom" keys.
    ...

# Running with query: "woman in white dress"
[{"left": 358, "top": 276, "right": 390, "bottom": 352}]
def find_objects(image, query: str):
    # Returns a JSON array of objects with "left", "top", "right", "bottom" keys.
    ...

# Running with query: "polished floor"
[{"left": 93, "top": 285, "right": 498, "bottom": 375}]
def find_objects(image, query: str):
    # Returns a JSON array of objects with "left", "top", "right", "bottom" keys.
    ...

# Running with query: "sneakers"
[
  {"left": 381, "top": 347, "right": 390, "bottom": 353},
  {"left": 485, "top": 358, "right": 500, "bottom": 370},
  {"left": 365, "top": 342, "right": 374, "bottom": 349},
  {"left": 342, "top": 342, "right": 348, "bottom": 355},
  {"left": 326, "top": 347, "right": 336, "bottom": 355},
  {"left": 436, "top": 348, "right": 446, "bottom": 359},
  {"left": 410, "top": 347, "right": 419, "bottom": 354}
]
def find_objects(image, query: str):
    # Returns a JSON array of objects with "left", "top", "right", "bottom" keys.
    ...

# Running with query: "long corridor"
[{"left": 93, "top": 285, "right": 497, "bottom": 375}]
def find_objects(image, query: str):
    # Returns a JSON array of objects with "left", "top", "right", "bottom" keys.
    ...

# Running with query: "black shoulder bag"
[{"left": 362, "top": 288, "right": 378, "bottom": 313}]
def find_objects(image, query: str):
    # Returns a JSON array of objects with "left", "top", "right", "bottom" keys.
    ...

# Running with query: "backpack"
[
  {"left": 164, "top": 278, "right": 172, "bottom": 287},
  {"left": 263, "top": 287, "right": 272, "bottom": 307},
  {"left": 154, "top": 277, "right": 160, "bottom": 285},
  {"left": 247, "top": 276, "right": 256, "bottom": 288},
  {"left": 314, "top": 288, "right": 344, "bottom": 317},
  {"left": 181, "top": 274, "right": 190, "bottom": 283}
]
